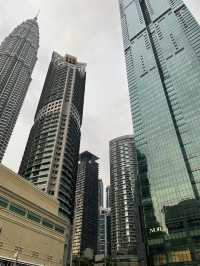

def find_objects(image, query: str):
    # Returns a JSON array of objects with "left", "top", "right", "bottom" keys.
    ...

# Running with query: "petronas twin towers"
[
  {"left": 0, "top": 17, "right": 86, "bottom": 230},
  {"left": 0, "top": 17, "right": 39, "bottom": 161}
]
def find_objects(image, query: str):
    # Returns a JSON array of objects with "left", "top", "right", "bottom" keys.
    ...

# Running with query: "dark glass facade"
[
  {"left": 0, "top": 17, "right": 39, "bottom": 161},
  {"left": 97, "top": 207, "right": 111, "bottom": 257},
  {"left": 19, "top": 52, "right": 86, "bottom": 223},
  {"left": 98, "top": 179, "right": 104, "bottom": 208},
  {"left": 72, "top": 151, "right": 99, "bottom": 258},
  {"left": 110, "top": 135, "right": 139, "bottom": 265},
  {"left": 119, "top": 0, "right": 200, "bottom": 265},
  {"left": 106, "top": 186, "right": 111, "bottom": 209}
]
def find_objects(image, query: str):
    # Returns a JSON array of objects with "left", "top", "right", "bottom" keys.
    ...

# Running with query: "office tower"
[
  {"left": 0, "top": 17, "right": 39, "bottom": 161},
  {"left": 106, "top": 185, "right": 111, "bottom": 209},
  {"left": 119, "top": 0, "right": 200, "bottom": 265},
  {"left": 109, "top": 135, "right": 139, "bottom": 265},
  {"left": 19, "top": 52, "right": 86, "bottom": 224},
  {"left": 72, "top": 151, "right": 99, "bottom": 259},
  {"left": 98, "top": 179, "right": 104, "bottom": 208},
  {"left": 97, "top": 207, "right": 111, "bottom": 258}
]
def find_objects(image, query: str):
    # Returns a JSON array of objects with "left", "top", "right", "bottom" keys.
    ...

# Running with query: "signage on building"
[{"left": 149, "top": 226, "right": 163, "bottom": 233}]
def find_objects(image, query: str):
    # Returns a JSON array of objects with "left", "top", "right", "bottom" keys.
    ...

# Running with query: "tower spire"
[
  {"left": 0, "top": 17, "right": 39, "bottom": 161},
  {"left": 34, "top": 10, "right": 40, "bottom": 20}
]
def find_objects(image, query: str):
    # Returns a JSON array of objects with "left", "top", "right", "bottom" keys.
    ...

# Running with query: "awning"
[{"left": 0, "top": 256, "right": 44, "bottom": 266}]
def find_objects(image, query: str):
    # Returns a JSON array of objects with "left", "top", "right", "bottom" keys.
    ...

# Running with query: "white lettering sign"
[{"left": 149, "top": 226, "right": 163, "bottom": 233}]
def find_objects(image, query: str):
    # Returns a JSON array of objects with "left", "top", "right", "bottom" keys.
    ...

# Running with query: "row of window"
[
  {"left": 0, "top": 195, "right": 65, "bottom": 235},
  {"left": 153, "top": 249, "right": 192, "bottom": 265}
]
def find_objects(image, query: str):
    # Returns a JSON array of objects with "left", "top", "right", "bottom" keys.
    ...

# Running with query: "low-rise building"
[{"left": 0, "top": 164, "right": 70, "bottom": 266}]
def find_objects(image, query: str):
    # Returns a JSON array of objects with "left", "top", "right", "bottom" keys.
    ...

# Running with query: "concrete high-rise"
[
  {"left": 0, "top": 17, "right": 39, "bottom": 161},
  {"left": 72, "top": 151, "right": 99, "bottom": 260},
  {"left": 19, "top": 52, "right": 86, "bottom": 224},
  {"left": 119, "top": 0, "right": 200, "bottom": 265},
  {"left": 110, "top": 135, "right": 139, "bottom": 265},
  {"left": 98, "top": 179, "right": 104, "bottom": 208}
]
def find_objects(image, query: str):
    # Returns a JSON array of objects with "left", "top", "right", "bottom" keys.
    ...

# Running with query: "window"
[
  {"left": 0, "top": 196, "right": 9, "bottom": 208},
  {"left": 153, "top": 254, "right": 166, "bottom": 266},
  {"left": 55, "top": 224, "right": 65, "bottom": 235},
  {"left": 9, "top": 203, "right": 26, "bottom": 216},
  {"left": 27, "top": 211, "right": 41, "bottom": 223},
  {"left": 168, "top": 250, "right": 192, "bottom": 263},
  {"left": 42, "top": 219, "right": 54, "bottom": 229}
]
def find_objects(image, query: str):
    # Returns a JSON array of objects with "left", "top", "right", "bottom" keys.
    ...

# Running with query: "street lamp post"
[{"left": 13, "top": 250, "right": 19, "bottom": 266}]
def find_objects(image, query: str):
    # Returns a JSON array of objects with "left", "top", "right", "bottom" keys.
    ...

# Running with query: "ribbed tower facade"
[
  {"left": 110, "top": 136, "right": 139, "bottom": 265},
  {"left": 119, "top": 0, "right": 200, "bottom": 265},
  {"left": 19, "top": 52, "right": 86, "bottom": 224},
  {"left": 0, "top": 17, "right": 39, "bottom": 161}
]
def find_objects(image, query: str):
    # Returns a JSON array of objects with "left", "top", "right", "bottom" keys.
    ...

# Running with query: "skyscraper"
[
  {"left": 119, "top": 0, "right": 200, "bottom": 265},
  {"left": 106, "top": 185, "right": 111, "bottom": 209},
  {"left": 19, "top": 52, "right": 86, "bottom": 224},
  {"left": 0, "top": 17, "right": 39, "bottom": 161},
  {"left": 98, "top": 179, "right": 104, "bottom": 208},
  {"left": 97, "top": 207, "right": 111, "bottom": 258},
  {"left": 72, "top": 151, "right": 99, "bottom": 259},
  {"left": 109, "top": 135, "right": 139, "bottom": 265}
]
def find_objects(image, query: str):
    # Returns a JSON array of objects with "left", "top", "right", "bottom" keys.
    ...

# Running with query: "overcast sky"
[{"left": 1, "top": 0, "right": 200, "bottom": 190}]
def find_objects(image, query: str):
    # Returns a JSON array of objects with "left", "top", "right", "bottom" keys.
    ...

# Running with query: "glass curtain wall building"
[
  {"left": 106, "top": 186, "right": 111, "bottom": 209},
  {"left": 72, "top": 151, "right": 99, "bottom": 259},
  {"left": 110, "top": 135, "right": 139, "bottom": 265},
  {"left": 98, "top": 179, "right": 104, "bottom": 208},
  {"left": 0, "top": 17, "right": 39, "bottom": 161},
  {"left": 97, "top": 207, "right": 111, "bottom": 258},
  {"left": 119, "top": 0, "right": 200, "bottom": 265},
  {"left": 19, "top": 52, "right": 86, "bottom": 224}
]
